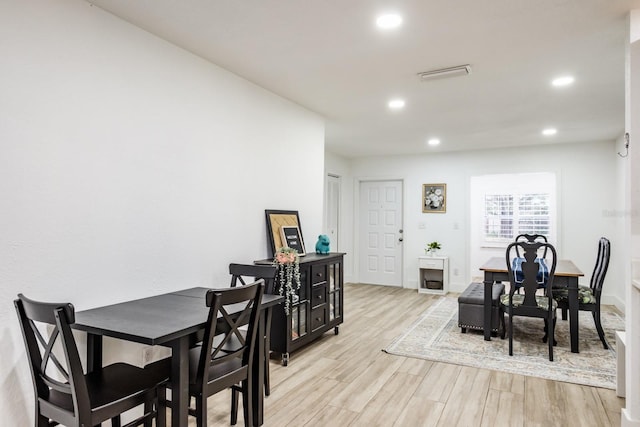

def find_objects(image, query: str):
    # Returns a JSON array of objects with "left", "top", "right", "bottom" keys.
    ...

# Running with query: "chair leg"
[
  {"left": 243, "top": 378, "right": 253, "bottom": 427},
  {"left": 548, "top": 316, "right": 554, "bottom": 362},
  {"left": 195, "top": 394, "right": 207, "bottom": 427},
  {"left": 593, "top": 309, "right": 609, "bottom": 349},
  {"left": 231, "top": 386, "right": 239, "bottom": 426},
  {"left": 111, "top": 416, "right": 121, "bottom": 427},
  {"left": 508, "top": 316, "right": 513, "bottom": 356},
  {"left": 156, "top": 386, "right": 167, "bottom": 427},
  {"left": 542, "top": 319, "right": 558, "bottom": 346},
  {"left": 561, "top": 307, "right": 568, "bottom": 321},
  {"left": 143, "top": 400, "right": 153, "bottom": 427},
  {"left": 264, "top": 310, "right": 273, "bottom": 396},
  {"left": 36, "top": 413, "right": 49, "bottom": 427}
]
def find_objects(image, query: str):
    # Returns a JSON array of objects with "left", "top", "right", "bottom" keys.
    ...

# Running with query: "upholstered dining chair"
[
  {"left": 14, "top": 294, "right": 168, "bottom": 427},
  {"left": 500, "top": 240, "right": 558, "bottom": 361},
  {"left": 228, "top": 263, "right": 277, "bottom": 398},
  {"left": 553, "top": 237, "right": 611, "bottom": 349}
]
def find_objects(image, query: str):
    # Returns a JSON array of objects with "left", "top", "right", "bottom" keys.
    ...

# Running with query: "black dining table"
[{"left": 73, "top": 287, "right": 283, "bottom": 427}]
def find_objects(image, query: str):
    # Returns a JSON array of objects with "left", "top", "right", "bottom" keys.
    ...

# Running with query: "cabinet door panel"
[{"left": 291, "top": 303, "right": 307, "bottom": 340}]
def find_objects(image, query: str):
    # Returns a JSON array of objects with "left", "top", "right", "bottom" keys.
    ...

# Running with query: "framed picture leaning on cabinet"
[{"left": 265, "top": 209, "right": 307, "bottom": 257}]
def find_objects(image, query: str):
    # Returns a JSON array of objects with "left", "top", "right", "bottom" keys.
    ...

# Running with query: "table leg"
[
  {"left": 170, "top": 337, "right": 190, "bottom": 427},
  {"left": 253, "top": 308, "right": 267, "bottom": 426},
  {"left": 86, "top": 333, "right": 102, "bottom": 373},
  {"left": 568, "top": 278, "right": 579, "bottom": 353},
  {"left": 483, "top": 276, "right": 493, "bottom": 341}
]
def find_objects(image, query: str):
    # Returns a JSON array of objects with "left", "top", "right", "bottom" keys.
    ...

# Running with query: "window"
[
  {"left": 484, "top": 192, "right": 551, "bottom": 242},
  {"left": 471, "top": 172, "right": 556, "bottom": 248}
]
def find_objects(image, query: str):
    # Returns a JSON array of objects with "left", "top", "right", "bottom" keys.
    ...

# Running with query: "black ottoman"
[{"left": 458, "top": 282, "right": 505, "bottom": 335}]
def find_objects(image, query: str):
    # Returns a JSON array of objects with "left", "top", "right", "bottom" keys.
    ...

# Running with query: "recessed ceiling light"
[
  {"left": 427, "top": 138, "right": 441, "bottom": 146},
  {"left": 376, "top": 14, "right": 402, "bottom": 30},
  {"left": 388, "top": 99, "right": 405, "bottom": 109},
  {"left": 542, "top": 128, "right": 557, "bottom": 136},
  {"left": 551, "top": 76, "right": 575, "bottom": 87}
]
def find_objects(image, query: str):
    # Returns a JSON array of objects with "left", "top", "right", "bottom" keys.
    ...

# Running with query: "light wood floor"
[{"left": 187, "top": 283, "right": 625, "bottom": 427}]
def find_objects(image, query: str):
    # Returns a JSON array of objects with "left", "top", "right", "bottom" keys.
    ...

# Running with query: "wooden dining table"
[
  {"left": 479, "top": 257, "right": 584, "bottom": 353},
  {"left": 73, "top": 287, "right": 283, "bottom": 427}
]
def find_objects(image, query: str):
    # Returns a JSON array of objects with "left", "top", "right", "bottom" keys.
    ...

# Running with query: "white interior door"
[
  {"left": 325, "top": 174, "right": 340, "bottom": 250},
  {"left": 358, "top": 180, "right": 403, "bottom": 286}
]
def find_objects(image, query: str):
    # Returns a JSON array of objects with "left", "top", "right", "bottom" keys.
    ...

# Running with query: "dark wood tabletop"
[
  {"left": 73, "top": 287, "right": 283, "bottom": 427},
  {"left": 479, "top": 257, "right": 584, "bottom": 278}
]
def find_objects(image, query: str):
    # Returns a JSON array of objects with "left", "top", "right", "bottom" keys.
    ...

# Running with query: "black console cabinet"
[{"left": 256, "top": 253, "right": 344, "bottom": 366}]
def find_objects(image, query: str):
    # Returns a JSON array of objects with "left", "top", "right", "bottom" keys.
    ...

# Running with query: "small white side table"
[{"left": 418, "top": 255, "right": 449, "bottom": 295}]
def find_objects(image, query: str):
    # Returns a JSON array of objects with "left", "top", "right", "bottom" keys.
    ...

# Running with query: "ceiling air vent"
[{"left": 418, "top": 64, "right": 472, "bottom": 81}]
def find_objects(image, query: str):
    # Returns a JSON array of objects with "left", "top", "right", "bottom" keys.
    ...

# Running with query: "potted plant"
[
  {"left": 425, "top": 241, "right": 441, "bottom": 256},
  {"left": 273, "top": 246, "right": 301, "bottom": 315}
]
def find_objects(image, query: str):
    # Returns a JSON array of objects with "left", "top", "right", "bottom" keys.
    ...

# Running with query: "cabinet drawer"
[
  {"left": 310, "top": 264, "right": 326, "bottom": 284},
  {"left": 310, "top": 306, "right": 326, "bottom": 331},
  {"left": 419, "top": 258, "right": 444, "bottom": 269},
  {"left": 311, "top": 284, "right": 326, "bottom": 308}
]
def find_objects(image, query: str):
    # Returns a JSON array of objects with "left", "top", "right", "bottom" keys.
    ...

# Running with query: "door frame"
[
  {"left": 324, "top": 173, "right": 341, "bottom": 251},
  {"left": 354, "top": 177, "right": 405, "bottom": 287}
]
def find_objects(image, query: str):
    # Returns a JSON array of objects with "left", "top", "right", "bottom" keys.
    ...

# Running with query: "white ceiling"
[{"left": 88, "top": 0, "right": 640, "bottom": 158}]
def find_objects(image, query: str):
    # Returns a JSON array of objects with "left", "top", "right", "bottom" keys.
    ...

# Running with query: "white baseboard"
[{"left": 622, "top": 408, "right": 640, "bottom": 426}]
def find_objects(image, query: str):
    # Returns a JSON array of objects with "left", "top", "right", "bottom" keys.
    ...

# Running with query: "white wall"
[
  {"left": 328, "top": 141, "right": 624, "bottom": 308},
  {"left": 0, "top": 0, "right": 324, "bottom": 422}
]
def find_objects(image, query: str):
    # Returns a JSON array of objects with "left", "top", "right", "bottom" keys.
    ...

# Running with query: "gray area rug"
[{"left": 384, "top": 297, "right": 624, "bottom": 389}]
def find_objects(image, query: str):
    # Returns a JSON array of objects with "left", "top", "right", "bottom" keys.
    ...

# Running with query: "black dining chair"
[
  {"left": 500, "top": 240, "right": 558, "bottom": 361},
  {"left": 14, "top": 294, "right": 168, "bottom": 427},
  {"left": 152, "top": 280, "right": 264, "bottom": 427},
  {"left": 229, "top": 263, "right": 277, "bottom": 398},
  {"left": 553, "top": 237, "right": 611, "bottom": 349}
]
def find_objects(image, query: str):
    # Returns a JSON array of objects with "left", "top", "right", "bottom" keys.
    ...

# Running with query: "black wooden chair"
[
  {"left": 553, "top": 237, "right": 611, "bottom": 349},
  {"left": 196, "top": 281, "right": 264, "bottom": 427},
  {"left": 229, "top": 263, "right": 277, "bottom": 397},
  {"left": 152, "top": 280, "right": 264, "bottom": 427},
  {"left": 500, "top": 240, "right": 558, "bottom": 361},
  {"left": 14, "top": 294, "right": 168, "bottom": 427}
]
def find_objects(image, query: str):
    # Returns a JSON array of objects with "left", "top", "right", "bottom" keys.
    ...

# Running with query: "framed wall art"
[
  {"left": 265, "top": 209, "right": 306, "bottom": 257},
  {"left": 423, "top": 183, "right": 446, "bottom": 213}
]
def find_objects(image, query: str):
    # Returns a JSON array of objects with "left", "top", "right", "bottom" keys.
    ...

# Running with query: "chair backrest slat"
[{"left": 590, "top": 237, "right": 610, "bottom": 296}]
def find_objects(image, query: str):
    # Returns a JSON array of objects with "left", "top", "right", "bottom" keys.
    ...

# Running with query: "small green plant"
[
  {"left": 425, "top": 241, "right": 442, "bottom": 255},
  {"left": 427, "top": 241, "right": 441, "bottom": 251}
]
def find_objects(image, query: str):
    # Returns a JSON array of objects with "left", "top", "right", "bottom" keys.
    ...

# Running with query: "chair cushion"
[
  {"left": 552, "top": 285, "right": 596, "bottom": 304},
  {"left": 512, "top": 257, "right": 549, "bottom": 288},
  {"left": 500, "top": 294, "right": 557, "bottom": 311}
]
